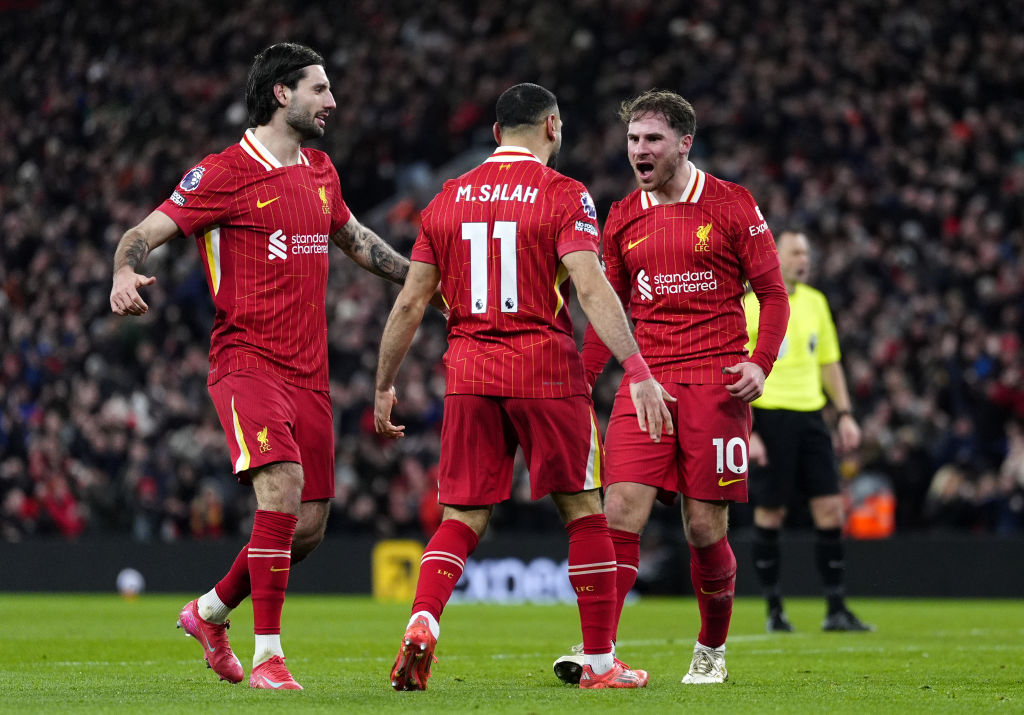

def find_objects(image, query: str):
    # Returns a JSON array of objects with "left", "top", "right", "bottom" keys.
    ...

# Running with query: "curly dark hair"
[{"left": 245, "top": 42, "right": 325, "bottom": 127}]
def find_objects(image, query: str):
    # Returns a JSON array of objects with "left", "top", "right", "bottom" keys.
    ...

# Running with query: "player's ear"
[
  {"left": 678, "top": 132, "right": 693, "bottom": 157},
  {"left": 545, "top": 114, "right": 559, "bottom": 141},
  {"left": 493, "top": 122, "right": 502, "bottom": 145},
  {"left": 273, "top": 82, "right": 290, "bottom": 108}
]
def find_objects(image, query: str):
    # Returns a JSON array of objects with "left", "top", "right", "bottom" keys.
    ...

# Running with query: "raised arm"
[
  {"left": 562, "top": 249, "right": 675, "bottom": 441},
  {"left": 110, "top": 209, "right": 180, "bottom": 315}
]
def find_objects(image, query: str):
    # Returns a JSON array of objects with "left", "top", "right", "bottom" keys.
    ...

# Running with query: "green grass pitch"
[{"left": 3, "top": 594, "right": 1021, "bottom": 713}]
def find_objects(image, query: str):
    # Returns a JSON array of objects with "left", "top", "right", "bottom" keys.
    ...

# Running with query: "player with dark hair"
[
  {"left": 374, "top": 82, "right": 673, "bottom": 691},
  {"left": 110, "top": 42, "right": 436, "bottom": 690},
  {"left": 745, "top": 230, "right": 872, "bottom": 633},
  {"left": 554, "top": 88, "right": 790, "bottom": 685}
]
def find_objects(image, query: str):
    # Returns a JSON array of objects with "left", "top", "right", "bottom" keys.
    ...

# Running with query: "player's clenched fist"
[{"left": 723, "top": 362, "right": 766, "bottom": 403}]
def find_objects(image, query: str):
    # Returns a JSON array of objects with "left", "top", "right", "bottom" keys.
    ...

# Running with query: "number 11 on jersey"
[{"left": 462, "top": 221, "right": 518, "bottom": 314}]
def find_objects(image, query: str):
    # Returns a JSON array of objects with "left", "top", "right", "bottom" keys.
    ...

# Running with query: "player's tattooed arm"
[
  {"left": 332, "top": 215, "right": 409, "bottom": 284},
  {"left": 110, "top": 209, "right": 179, "bottom": 316},
  {"left": 113, "top": 229, "right": 151, "bottom": 272}
]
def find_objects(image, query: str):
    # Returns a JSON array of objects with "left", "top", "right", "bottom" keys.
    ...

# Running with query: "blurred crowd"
[{"left": 2, "top": 0, "right": 1022, "bottom": 543}]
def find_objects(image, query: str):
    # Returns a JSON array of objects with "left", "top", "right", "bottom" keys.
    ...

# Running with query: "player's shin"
[
  {"left": 566, "top": 514, "right": 616, "bottom": 665},
  {"left": 249, "top": 510, "right": 297, "bottom": 664},
  {"left": 609, "top": 528, "right": 641, "bottom": 643},
  {"left": 690, "top": 536, "right": 737, "bottom": 648},
  {"left": 412, "top": 518, "right": 479, "bottom": 621}
]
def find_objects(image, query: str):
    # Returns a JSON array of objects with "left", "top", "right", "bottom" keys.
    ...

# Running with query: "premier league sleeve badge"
[{"left": 179, "top": 166, "right": 206, "bottom": 191}]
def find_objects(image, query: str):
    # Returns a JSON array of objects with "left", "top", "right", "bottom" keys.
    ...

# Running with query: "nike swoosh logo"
[
  {"left": 718, "top": 476, "right": 746, "bottom": 486},
  {"left": 270, "top": 566, "right": 290, "bottom": 573},
  {"left": 263, "top": 679, "right": 287, "bottom": 689},
  {"left": 700, "top": 587, "right": 725, "bottom": 595},
  {"left": 201, "top": 632, "right": 216, "bottom": 653},
  {"left": 626, "top": 234, "right": 650, "bottom": 250},
  {"left": 256, "top": 197, "right": 280, "bottom": 208}
]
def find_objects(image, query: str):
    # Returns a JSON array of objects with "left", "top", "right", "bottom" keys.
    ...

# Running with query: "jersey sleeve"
[
  {"left": 410, "top": 203, "right": 437, "bottom": 265},
  {"left": 816, "top": 292, "right": 842, "bottom": 365},
  {"left": 729, "top": 186, "right": 780, "bottom": 280},
  {"left": 158, "top": 159, "right": 235, "bottom": 237},
  {"left": 552, "top": 178, "right": 600, "bottom": 258},
  {"left": 743, "top": 289, "right": 761, "bottom": 354}
]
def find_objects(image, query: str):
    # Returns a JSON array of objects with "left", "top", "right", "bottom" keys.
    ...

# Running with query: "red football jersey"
[
  {"left": 411, "top": 146, "right": 600, "bottom": 398},
  {"left": 603, "top": 162, "right": 781, "bottom": 384},
  {"left": 158, "top": 130, "right": 351, "bottom": 391}
]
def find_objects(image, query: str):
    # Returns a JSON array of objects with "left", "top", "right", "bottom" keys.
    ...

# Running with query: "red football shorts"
[
  {"left": 208, "top": 369, "right": 335, "bottom": 501},
  {"left": 604, "top": 381, "right": 751, "bottom": 504},
  {"left": 438, "top": 394, "right": 602, "bottom": 505}
]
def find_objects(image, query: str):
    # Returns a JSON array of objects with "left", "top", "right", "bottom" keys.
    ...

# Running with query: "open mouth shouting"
[{"left": 634, "top": 160, "right": 655, "bottom": 184}]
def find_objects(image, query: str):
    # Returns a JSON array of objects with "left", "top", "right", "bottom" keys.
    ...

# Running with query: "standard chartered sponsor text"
[
  {"left": 291, "top": 233, "right": 329, "bottom": 254},
  {"left": 653, "top": 269, "right": 718, "bottom": 294}
]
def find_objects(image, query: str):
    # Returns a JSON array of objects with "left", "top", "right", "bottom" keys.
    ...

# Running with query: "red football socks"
[
  {"left": 248, "top": 509, "right": 297, "bottom": 635},
  {"left": 609, "top": 528, "right": 641, "bottom": 643},
  {"left": 690, "top": 536, "right": 737, "bottom": 648},
  {"left": 412, "top": 518, "right": 480, "bottom": 621},
  {"left": 567, "top": 514, "right": 616, "bottom": 655},
  {"left": 214, "top": 544, "right": 251, "bottom": 609}
]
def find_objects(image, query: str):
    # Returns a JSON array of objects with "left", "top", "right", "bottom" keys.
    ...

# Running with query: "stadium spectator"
[
  {"left": 374, "top": 82, "right": 668, "bottom": 691},
  {"left": 744, "top": 230, "right": 873, "bottom": 634}
]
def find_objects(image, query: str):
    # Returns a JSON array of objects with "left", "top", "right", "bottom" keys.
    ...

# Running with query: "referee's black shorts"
[{"left": 749, "top": 407, "right": 840, "bottom": 508}]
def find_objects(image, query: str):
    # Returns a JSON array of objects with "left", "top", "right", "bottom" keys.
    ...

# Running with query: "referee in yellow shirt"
[{"left": 743, "top": 231, "right": 872, "bottom": 633}]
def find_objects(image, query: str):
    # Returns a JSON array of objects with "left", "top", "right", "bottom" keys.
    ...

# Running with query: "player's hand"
[
  {"left": 629, "top": 377, "right": 676, "bottom": 443},
  {"left": 749, "top": 431, "right": 768, "bottom": 466},
  {"left": 374, "top": 386, "right": 405, "bottom": 439},
  {"left": 110, "top": 267, "right": 157, "bottom": 316},
  {"left": 835, "top": 414, "right": 861, "bottom": 454},
  {"left": 723, "top": 362, "right": 765, "bottom": 403}
]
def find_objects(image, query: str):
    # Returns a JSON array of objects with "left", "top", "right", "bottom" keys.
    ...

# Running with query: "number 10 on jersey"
[{"left": 463, "top": 221, "right": 518, "bottom": 314}]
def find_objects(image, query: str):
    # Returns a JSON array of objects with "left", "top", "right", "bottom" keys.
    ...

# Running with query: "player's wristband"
[
  {"left": 622, "top": 353, "right": 652, "bottom": 383},
  {"left": 835, "top": 409, "right": 852, "bottom": 425}
]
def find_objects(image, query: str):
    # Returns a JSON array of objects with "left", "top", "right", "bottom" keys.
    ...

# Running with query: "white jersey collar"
[
  {"left": 240, "top": 128, "right": 310, "bottom": 171},
  {"left": 484, "top": 145, "right": 543, "bottom": 164}
]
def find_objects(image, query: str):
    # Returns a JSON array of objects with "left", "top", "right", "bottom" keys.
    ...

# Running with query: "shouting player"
[
  {"left": 555, "top": 89, "right": 790, "bottom": 685},
  {"left": 374, "top": 83, "right": 673, "bottom": 691},
  {"left": 110, "top": 43, "right": 436, "bottom": 689}
]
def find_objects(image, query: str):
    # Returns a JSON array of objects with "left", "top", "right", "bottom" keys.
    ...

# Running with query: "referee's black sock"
[
  {"left": 752, "top": 526, "right": 783, "bottom": 613},
  {"left": 815, "top": 527, "right": 847, "bottom": 614}
]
